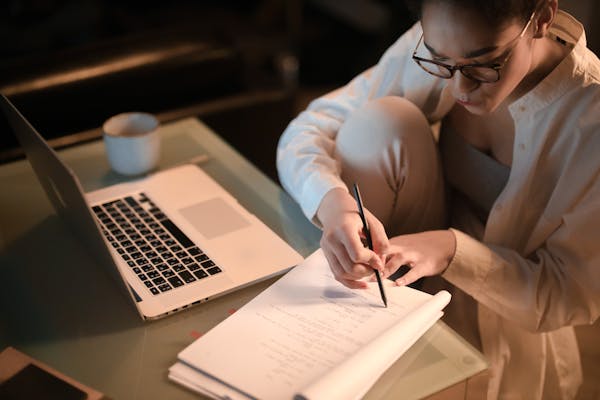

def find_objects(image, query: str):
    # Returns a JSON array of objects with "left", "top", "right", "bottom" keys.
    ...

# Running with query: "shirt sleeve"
[
  {"left": 443, "top": 179, "right": 600, "bottom": 332},
  {"left": 276, "top": 22, "right": 445, "bottom": 225}
]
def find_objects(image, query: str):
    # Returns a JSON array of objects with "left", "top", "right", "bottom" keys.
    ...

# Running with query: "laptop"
[{"left": 1, "top": 94, "right": 303, "bottom": 320}]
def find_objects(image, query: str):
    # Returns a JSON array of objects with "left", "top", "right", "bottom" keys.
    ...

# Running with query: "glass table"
[{"left": 0, "top": 117, "right": 487, "bottom": 399}]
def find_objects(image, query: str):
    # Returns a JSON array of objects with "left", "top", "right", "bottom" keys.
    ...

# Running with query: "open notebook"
[{"left": 169, "top": 249, "right": 451, "bottom": 400}]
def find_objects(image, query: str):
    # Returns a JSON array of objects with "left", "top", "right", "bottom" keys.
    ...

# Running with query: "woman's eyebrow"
[{"left": 424, "top": 40, "right": 499, "bottom": 59}]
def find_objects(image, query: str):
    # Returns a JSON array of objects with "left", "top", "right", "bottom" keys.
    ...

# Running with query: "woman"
[{"left": 277, "top": 0, "right": 600, "bottom": 398}]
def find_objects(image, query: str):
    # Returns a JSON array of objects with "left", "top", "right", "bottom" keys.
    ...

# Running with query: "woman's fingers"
[
  {"left": 394, "top": 265, "right": 422, "bottom": 287},
  {"left": 384, "top": 230, "right": 457, "bottom": 286},
  {"left": 323, "top": 246, "right": 368, "bottom": 289},
  {"left": 365, "top": 210, "right": 389, "bottom": 260}
]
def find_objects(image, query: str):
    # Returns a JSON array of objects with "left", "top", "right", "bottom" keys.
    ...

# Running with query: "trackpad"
[{"left": 179, "top": 198, "right": 251, "bottom": 239}]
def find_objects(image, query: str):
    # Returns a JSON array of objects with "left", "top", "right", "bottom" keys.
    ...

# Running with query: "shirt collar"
[{"left": 509, "top": 10, "right": 587, "bottom": 117}]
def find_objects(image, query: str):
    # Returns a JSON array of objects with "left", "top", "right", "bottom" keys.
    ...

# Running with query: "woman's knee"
[
  {"left": 336, "top": 96, "right": 433, "bottom": 159},
  {"left": 369, "top": 96, "right": 432, "bottom": 138},
  {"left": 334, "top": 96, "right": 446, "bottom": 233}
]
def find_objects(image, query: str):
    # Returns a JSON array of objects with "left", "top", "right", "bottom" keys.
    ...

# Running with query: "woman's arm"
[
  {"left": 276, "top": 22, "right": 432, "bottom": 224},
  {"left": 444, "top": 200, "right": 600, "bottom": 333}
]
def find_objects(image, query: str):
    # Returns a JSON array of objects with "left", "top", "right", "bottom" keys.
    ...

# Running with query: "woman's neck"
[{"left": 509, "top": 34, "right": 570, "bottom": 102}]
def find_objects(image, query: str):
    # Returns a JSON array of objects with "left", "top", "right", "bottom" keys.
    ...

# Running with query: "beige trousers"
[{"left": 334, "top": 96, "right": 447, "bottom": 236}]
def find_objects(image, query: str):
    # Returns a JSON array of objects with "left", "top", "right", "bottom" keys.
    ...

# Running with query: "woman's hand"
[
  {"left": 317, "top": 188, "right": 389, "bottom": 289},
  {"left": 384, "top": 230, "right": 457, "bottom": 286}
]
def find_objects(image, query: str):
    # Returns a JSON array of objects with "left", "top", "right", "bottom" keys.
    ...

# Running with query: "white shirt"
[{"left": 277, "top": 11, "right": 600, "bottom": 400}]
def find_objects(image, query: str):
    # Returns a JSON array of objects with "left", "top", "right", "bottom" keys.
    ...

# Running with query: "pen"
[{"left": 352, "top": 183, "right": 388, "bottom": 307}]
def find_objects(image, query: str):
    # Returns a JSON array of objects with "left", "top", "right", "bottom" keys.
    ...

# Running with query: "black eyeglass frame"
[{"left": 411, "top": 11, "right": 536, "bottom": 83}]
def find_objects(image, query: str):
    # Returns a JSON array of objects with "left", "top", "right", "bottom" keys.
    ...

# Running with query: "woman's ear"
[{"left": 533, "top": 0, "right": 558, "bottom": 39}]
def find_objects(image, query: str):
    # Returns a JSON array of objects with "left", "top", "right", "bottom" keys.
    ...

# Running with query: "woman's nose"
[{"left": 452, "top": 72, "right": 479, "bottom": 97}]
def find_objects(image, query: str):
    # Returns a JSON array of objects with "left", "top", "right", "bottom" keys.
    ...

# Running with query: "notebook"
[{"left": 1, "top": 94, "right": 303, "bottom": 320}]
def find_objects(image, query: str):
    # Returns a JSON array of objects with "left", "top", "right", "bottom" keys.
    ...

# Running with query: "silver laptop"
[{"left": 1, "top": 94, "right": 303, "bottom": 320}]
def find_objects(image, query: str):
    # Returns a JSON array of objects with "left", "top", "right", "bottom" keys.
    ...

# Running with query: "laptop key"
[
  {"left": 193, "top": 269, "right": 208, "bottom": 279},
  {"left": 162, "top": 270, "right": 175, "bottom": 278},
  {"left": 168, "top": 276, "right": 184, "bottom": 287},
  {"left": 125, "top": 196, "right": 138, "bottom": 207},
  {"left": 152, "top": 277, "right": 166, "bottom": 285},
  {"left": 156, "top": 263, "right": 169, "bottom": 271},
  {"left": 173, "top": 264, "right": 186, "bottom": 272},
  {"left": 207, "top": 266, "right": 222, "bottom": 275},
  {"left": 195, "top": 254, "right": 209, "bottom": 262},
  {"left": 179, "top": 270, "right": 196, "bottom": 284},
  {"left": 159, "top": 219, "right": 194, "bottom": 248},
  {"left": 158, "top": 283, "right": 172, "bottom": 292},
  {"left": 150, "top": 257, "right": 162, "bottom": 265}
]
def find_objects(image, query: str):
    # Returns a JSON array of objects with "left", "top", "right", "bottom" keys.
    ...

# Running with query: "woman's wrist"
[{"left": 316, "top": 188, "right": 356, "bottom": 228}]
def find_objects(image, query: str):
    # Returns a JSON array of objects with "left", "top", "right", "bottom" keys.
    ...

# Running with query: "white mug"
[{"left": 102, "top": 112, "right": 161, "bottom": 176}]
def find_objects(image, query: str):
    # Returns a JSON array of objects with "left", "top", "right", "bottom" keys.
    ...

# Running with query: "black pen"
[{"left": 352, "top": 183, "right": 387, "bottom": 307}]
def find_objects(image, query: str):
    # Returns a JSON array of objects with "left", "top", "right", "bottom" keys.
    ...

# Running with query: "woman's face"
[{"left": 420, "top": 2, "right": 536, "bottom": 115}]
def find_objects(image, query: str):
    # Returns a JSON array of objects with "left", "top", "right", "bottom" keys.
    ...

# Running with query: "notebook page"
[
  {"left": 174, "top": 249, "right": 449, "bottom": 400},
  {"left": 297, "top": 291, "right": 449, "bottom": 400}
]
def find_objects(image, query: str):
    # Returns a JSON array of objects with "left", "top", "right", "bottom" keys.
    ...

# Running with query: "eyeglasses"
[{"left": 412, "top": 11, "right": 536, "bottom": 83}]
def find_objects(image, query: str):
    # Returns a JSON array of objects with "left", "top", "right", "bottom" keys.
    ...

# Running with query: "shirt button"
[
  {"left": 519, "top": 105, "right": 526, "bottom": 112},
  {"left": 519, "top": 142, "right": 526, "bottom": 150}
]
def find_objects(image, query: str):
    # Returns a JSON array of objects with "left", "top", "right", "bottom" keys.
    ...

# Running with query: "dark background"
[
  {"left": 1, "top": 0, "right": 598, "bottom": 181},
  {"left": 0, "top": 0, "right": 415, "bottom": 181}
]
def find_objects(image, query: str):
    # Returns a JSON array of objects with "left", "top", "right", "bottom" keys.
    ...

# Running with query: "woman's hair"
[{"left": 406, "top": 0, "right": 541, "bottom": 26}]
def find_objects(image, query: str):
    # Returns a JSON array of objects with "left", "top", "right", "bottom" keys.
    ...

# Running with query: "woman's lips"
[{"left": 456, "top": 98, "right": 478, "bottom": 106}]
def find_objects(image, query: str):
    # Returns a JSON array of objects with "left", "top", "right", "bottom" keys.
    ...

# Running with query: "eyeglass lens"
[{"left": 415, "top": 59, "right": 500, "bottom": 82}]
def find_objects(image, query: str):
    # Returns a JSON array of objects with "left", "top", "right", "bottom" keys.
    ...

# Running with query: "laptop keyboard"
[{"left": 92, "top": 192, "right": 222, "bottom": 296}]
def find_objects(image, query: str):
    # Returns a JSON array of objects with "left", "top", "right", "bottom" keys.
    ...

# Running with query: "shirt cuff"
[
  {"left": 442, "top": 228, "right": 491, "bottom": 299},
  {"left": 301, "top": 174, "right": 347, "bottom": 228}
]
